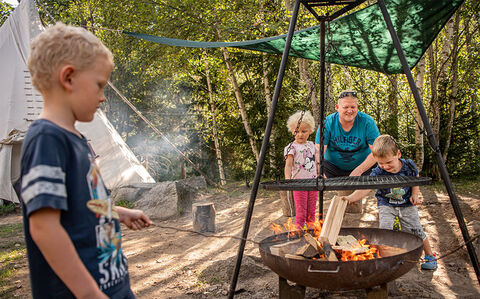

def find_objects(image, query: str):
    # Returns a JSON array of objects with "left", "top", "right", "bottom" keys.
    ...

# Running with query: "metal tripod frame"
[{"left": 228, "top": 1, "right": 479, "bottom": 297}]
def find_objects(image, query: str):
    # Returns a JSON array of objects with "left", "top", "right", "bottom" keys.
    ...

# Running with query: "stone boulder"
[{"left": 110, "top": 176, "right": 207, "bottom": 220}]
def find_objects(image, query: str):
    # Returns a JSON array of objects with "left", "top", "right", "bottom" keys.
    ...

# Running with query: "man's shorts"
[
  {"left": 378, "top": 205, "right": 427, "bottom": 240},
  {"left": 322, "top": 160, "right": 374, "bottom": 178}
]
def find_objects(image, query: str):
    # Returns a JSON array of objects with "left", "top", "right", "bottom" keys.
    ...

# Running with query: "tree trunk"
[
  {"left": 326, "top": 62, "right": 335, "bottom": 114},
  {"left": 414, "top": 55, "right": 426, "bottom": 172},
  {"left": 298, "top": 58, "right": 320, "bottom": 127},
  {"left": 428, "top": 46, "right": 441, "bottom": 179},
  {"left": 262, "top": 53, "right": 277, "bottom": 173},
  {"left": 260, "top": 1, "right": 277, "bottom": 174},
  {"left": 221, "top": 47, "right": 259, "bottom": 163},
  {"left": 386, "top": 74, "right": 399, "bottom": 138},
  {"left": 443, "top": 12, "right": 460, "bottom": 162},
  {"left": 203, "top": 52, "right": 226, "bottom": 185}
]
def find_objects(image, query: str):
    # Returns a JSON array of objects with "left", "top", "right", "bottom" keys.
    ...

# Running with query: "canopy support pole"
[
  {"left": 318, "top": 19, "right": 326, "bottom": 220},
  {"left": 378, "top": 0, "right": 480, "bottom": 284},
  {"left": 227, "top": 0, "right": 302, "bottom": 297}
]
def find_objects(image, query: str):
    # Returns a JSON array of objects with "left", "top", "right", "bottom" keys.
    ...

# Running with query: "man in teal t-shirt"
[{"left": 315, "top": 90, "right": 380, "bottom": 178}]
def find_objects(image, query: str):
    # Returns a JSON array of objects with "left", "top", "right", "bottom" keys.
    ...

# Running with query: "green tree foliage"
[
  {"left": 25, "top": 0, "right": 480, "bottom": 182},
  {"left": 0, "top": 1, "right": 14, "bottom": 26}
]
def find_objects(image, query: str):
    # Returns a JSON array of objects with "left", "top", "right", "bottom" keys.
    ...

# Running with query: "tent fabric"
[
  {"left": 0, "top": 0, "right": 154, "bottom": 203},
  {"left": 124, "top": 0, "right": 463, "bottom": 74}
]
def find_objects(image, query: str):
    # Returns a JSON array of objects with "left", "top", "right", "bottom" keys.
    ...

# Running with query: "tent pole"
[
  {"left": 318, "top": 19, "right": 326, "bottom": 220},
  {"left": 378, "top": 0, "right": 480, "bottom": 284},
  {"left": 227, "top": 0, "right": 302, "bottom": 297}
]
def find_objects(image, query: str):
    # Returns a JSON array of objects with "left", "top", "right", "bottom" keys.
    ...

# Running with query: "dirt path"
[{"left": 3, "top": 183, "right": 480, "bottom": 298}]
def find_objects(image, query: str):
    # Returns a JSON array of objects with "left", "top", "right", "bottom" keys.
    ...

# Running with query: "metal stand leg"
[
  {"left": 227, "top": 1, "right": 302, "bottom": 297},
  {"left": 279, "top": 276, "right": 306, "bottom": 299},
  {"left": 366, "top": 283, "right": 388, "bottom": 299},
  {"left": 378, "top": 0, "right": 480, "bottom": 285}
]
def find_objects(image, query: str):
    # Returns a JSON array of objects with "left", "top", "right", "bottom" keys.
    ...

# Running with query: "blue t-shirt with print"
[
  {"left": 371, "top": 158, "right": 419, "bottom": 207},
  {"left": 19, "top": 119, "right": 132, "bottom": 298},
  {"left": 315, "top": 111, "right": 380, "bottom": 171}
]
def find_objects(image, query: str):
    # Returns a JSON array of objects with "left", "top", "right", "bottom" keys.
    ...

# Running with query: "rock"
[{"left": 135, "top": 181, "right": 178, "bottom": 219}]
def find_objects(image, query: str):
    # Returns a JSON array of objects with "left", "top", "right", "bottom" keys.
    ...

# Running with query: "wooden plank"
[
  {"left": 320, "top": 196, "right": 348, "bottom": 245},
  {"left": 336, "top": 235, "right": 367, "bottom": 254}
]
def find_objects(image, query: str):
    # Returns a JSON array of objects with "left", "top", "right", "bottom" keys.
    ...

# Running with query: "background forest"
[{"left": 2, "top": 0, "right": 480, "bottom": 185}]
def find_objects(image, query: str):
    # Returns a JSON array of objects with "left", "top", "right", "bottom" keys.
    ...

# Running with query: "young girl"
[{"left": 284, "top": 111, "right": 319, "bottom": 229}]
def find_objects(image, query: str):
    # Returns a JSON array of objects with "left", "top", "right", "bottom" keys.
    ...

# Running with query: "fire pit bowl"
[{"left": 258, "top": 227, "right": 423, "bottom": 290}]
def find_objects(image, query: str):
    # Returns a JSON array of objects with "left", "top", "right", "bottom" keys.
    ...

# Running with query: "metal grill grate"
[{"left": 260, "top": 175, "right": 432, "bottom": 191}]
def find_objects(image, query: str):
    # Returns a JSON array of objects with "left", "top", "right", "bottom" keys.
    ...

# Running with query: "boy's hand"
[
  {"left": 410, "top": 193, "right": 422, "bottom": 205},
  {"left": 341, "top": 195, "right": 354, "bottom": 204},
  {"left": 116, "top": 207, "right": 152, "bottom": 230}
]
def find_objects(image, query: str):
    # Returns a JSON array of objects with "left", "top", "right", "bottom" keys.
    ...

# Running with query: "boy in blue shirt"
[
  {"left": 21, "top": 23, "right": 152, "bottom": 298},
  {"left": 344, "top": 135, "right": 437, "bottom": 270}
]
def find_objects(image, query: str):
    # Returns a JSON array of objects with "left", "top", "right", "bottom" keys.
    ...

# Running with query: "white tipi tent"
[{"left": 0, "top": 0, "right": 155, "bottom": 204}]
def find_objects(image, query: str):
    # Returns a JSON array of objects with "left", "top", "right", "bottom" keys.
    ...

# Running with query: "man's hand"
[
  {"left": 116, "top": 207, "right": 152, "bottom": 230},
  {"left": 410, "top": 193, "right": 422, "bottom": 205}
]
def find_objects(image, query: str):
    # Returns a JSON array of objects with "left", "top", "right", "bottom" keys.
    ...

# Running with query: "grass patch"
[
  {"left": 115, "top": 199, "right": 134, "bottom": 209},
  {"left": 426, "top": 176, "right": 480, "bottom": 197},
  {"left": 0, "top": 202, "right": 17, "bottom": 215},
  {"left": 0, "top": 223, "right": 23, "bottom": 239}
]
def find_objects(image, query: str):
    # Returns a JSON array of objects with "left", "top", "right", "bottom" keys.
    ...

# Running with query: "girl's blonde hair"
[
  {"left": 371, "top": 134, "right": 399, "bottom": 157},
  {"left": 286, "top": 111, "right": 315, "bottom": 133},
  {"left": 27, "top": 22, "right": 114, "bottom": 93}
]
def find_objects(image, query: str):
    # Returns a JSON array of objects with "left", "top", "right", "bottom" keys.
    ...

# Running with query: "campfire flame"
[
  {"left": 270, "top": 217, "right": 379, "bottom": 261},
  {"left": 339, "top": 239, "right": 378, "bottom": 261}
]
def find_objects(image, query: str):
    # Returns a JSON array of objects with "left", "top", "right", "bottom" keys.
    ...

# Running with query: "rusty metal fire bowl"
[{"left": 258, "top": 227, "right": 423, "bottom": 290}]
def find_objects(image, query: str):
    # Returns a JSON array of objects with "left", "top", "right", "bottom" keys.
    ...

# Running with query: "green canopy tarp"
[{"left": 124, "top": 0, "right": 463, "bottom": 74}]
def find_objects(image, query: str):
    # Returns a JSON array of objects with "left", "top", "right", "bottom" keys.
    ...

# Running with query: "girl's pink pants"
[{"left": 293, "top": 190, "right": 318, "bottom": 228}]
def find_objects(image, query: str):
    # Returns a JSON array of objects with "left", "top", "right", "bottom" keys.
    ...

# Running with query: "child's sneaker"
[{"left": 421, "top": 254, "right": 437, "bottom": 270}]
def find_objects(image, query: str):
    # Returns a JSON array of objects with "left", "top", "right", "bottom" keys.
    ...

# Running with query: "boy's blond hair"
[
  {"left": 27, "top": 23, "right": 114, "bottom": 93},
  {"left": 371, "top": 134, "right": 399, "bottom": 158},
  {"left": 286, "top": 111, "right": 315, "bottom": 133}
]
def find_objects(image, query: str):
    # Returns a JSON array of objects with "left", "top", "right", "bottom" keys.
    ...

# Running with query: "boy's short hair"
[
  {"left": 287, "top": 111, "right": 315, "bottom": 133},
  {"left": 371, "top": 134, "right": 399, "bottom": 157},
  {"left": 27, "top": 22, "right": 114, "bottom": 93}
]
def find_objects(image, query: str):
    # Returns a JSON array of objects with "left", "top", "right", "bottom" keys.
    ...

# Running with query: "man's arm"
[
  {"left": 343, "top": 189, "right": 371, "bottom": 203},
  {"left": 29, "top": 208, "right": 107, "bottom": 299},
  {"left": 349, "top": 145, "right": 377, "bottom": 177}
]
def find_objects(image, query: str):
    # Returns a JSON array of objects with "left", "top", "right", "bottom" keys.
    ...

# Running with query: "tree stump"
[
  {"left": 192, "top": 202, "right": 215, "bottom": 232},
  {"left": 280, "top": 191, "right": 295, "bottom": 217},
  {"left": 338, "top": 190, "right": 362, "bottom": 213}
]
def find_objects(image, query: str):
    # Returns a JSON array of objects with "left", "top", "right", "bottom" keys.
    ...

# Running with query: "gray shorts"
[{"left": 378, "top": 205, "right": 427, "bottom": 240}]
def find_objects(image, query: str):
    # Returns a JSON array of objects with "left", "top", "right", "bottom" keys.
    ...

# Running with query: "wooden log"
[
  {"left": 319, "top": 237, "right": 339, "bottom": 261},
  {"left": 280, "top": 191, "right": 296, "bottom": 217},
  {"left": 320, "top": 196, "right": 348, "bottom": 245},
  {"left": 336, "top": 235, "right": 367, "bottom": 254},
  {"left": 295, "top": 243, "right": 318, "bottom": 258},
  {"left": 304, "top": 233, "right": 329, "bottom": 260},
  {"left": 192, "top": 202, "right": 215, "bottom": 232},
  {"left": 270, "top": 239, "right": 303, "bottom": 257},
  {"left": 374, "top": 244, "right": 408, "bottom": 258},
  {"left": 285, "top": 254, "right": 310, "bottom": 260}
]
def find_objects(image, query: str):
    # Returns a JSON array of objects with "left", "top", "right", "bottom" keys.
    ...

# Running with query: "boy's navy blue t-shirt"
[
  {"left": 19, "top": 119, "right": 132, "bottom": 298},
  {"left": 370, "top": 158, "right": 419, "bottom": 207}
]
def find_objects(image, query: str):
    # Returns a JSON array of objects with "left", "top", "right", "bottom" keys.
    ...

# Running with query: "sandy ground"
[{"left": 2, "top": 182, "right": 480, "bottom": 298}]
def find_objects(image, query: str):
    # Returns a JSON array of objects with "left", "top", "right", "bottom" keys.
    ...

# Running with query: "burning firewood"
[
  {"left": 373, "top": 244, "right": 408, "bottom": 257},
  {"left": 270, "top": 239, "right": 303, "bottom": 257},
  {"left": 295, "top": 243, "right": 318, "bottom": 258},
  {"left": 335, "top": 235, "right": 368, "bottom": 254}
]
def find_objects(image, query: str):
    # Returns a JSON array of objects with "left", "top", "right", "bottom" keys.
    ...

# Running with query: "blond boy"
[
  {"left": 344, "top": 135, "right": 436, "bottom": 270},
  {"left": 21, "top": 23, "right": 151, "bottom": 298}
]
